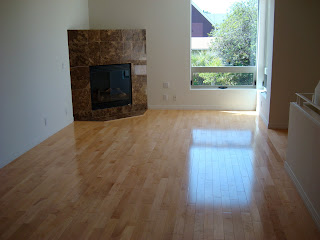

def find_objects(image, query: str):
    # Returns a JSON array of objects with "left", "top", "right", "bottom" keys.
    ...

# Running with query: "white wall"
[
  {"left": 0, "top": 0, "right": 89, "bottom": 168},
  {"left": 268, "top": 0, "right": 320, "bottom": 129},
  {"left": 88, "top": 0, "right": 257, "bottom": 111},
  {"left": 257, "top": 0, "right": 275, "bottom": 126}
]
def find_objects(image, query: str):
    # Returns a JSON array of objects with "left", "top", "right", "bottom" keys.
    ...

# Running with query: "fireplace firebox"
[{"left": 89, "top": 64, "right": 132, "bottom": 110}]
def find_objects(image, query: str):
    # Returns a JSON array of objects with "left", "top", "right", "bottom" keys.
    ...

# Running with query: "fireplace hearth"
[{"left": 68, "top": 29, "right": 147, "bottom": 121}]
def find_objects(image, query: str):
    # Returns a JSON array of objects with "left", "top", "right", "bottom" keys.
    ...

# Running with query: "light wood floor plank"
[{"left": 0, "top": 110, "right": 319, "bottom": 240}]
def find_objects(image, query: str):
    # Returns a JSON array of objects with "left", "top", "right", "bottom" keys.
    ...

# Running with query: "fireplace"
[
  {"left": 90, "top": 64, "right": 132, "bottom": 110},
  {"left": 68, "top": 29, "right": 147, "bottom": 121}
]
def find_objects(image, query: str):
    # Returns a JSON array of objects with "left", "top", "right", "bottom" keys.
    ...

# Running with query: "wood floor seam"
[{"left": 0, "top": 110, "right": 319, "bottom": 240}]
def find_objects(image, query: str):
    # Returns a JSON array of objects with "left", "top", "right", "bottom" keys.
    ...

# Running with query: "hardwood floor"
[{"left": 0, "top": 110, "right": 319, "bottom": 240}]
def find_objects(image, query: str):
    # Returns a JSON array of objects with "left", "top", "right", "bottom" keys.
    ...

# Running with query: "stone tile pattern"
[{"left": 68, "top": 30, "right": 147, "bottom": 121}]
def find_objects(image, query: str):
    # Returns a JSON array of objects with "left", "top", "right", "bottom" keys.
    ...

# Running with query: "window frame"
[
  {"left": 190, "top": 0, "right": 263, "bottom": 89},
  {"left": 191, "top": 66, "right": 257, "bottom": 88}
]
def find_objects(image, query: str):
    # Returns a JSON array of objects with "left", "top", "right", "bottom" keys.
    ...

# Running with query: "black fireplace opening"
[{"left": 89, "top": 64, "right": 132, "bottom": 110}]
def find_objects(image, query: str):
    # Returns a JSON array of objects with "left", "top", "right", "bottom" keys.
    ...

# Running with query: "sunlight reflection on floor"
[
  {"left": 188, "top": 129, "right": 253, "bottom": 207},
  {"left": 221, "top": 111, "right": 258, "bottom": 116}
]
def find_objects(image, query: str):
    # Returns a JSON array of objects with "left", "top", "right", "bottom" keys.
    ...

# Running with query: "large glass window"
[{"left": 191, "top": 0, "right": 258, "bottom": 87}]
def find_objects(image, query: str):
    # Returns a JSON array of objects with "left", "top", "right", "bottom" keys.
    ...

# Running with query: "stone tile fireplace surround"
[{"left": 68, "top": 29, "right": 147, "bottom": 121}]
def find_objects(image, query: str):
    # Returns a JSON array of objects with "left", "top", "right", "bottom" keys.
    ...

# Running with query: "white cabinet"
[{"left": 286, "top": 94, "right": 320, "bottom": 230}]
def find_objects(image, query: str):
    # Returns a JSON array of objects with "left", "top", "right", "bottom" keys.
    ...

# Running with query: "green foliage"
[
  {"left": 209, "top": 0, "right": 258, "bottom": 66},
  {"left": 191, "top": 50, "right": 222, "bottom": 67},
  {"left": 193, "top": 72, "right": 254, "bottom": 86}
]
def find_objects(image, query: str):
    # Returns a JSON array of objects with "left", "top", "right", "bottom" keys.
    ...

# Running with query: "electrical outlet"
[
  {"left": 173, "top": 95, "right": 177, "bottom": 101},
  {"left": 163, "top": 94, "right": 168, "bottom": 101},
  {"left": 163, "top": 82, "right": 169, "bottom": 89},
  {"left": 44, "top": 117, "right": 47, "bottom": 126}
]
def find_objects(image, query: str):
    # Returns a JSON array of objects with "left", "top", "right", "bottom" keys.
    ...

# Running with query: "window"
[{"left": 191, "top": 0, "right": 258, "bottom": 88}]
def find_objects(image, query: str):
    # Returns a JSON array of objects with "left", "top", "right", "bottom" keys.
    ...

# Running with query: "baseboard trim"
[
  {"left": 268, "top": 123, "right": 288, "bottom": 129},
  {"left": 0, "top": 133, "right": 55, "bottom": 169},
  {"left": 148, "top": 105, "right": 256, "bottom": 111},
  {"left": 284, "top": 161, "right": 320, "bottom": 230},
  {"left": 259, "top": 113, "right": 268, "bottom": 127},
  {"left": 0, "top": 118, "right": 74, "bottom": 169}
]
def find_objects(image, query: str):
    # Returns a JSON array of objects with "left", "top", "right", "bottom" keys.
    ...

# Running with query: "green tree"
[{"left": 209, "top": 0, "right": 258, "bottom": 66}]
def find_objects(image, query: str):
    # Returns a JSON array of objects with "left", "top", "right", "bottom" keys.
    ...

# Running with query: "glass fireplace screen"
[{"left": 89, "top": 64, "right": 132, "bottom": 110}]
